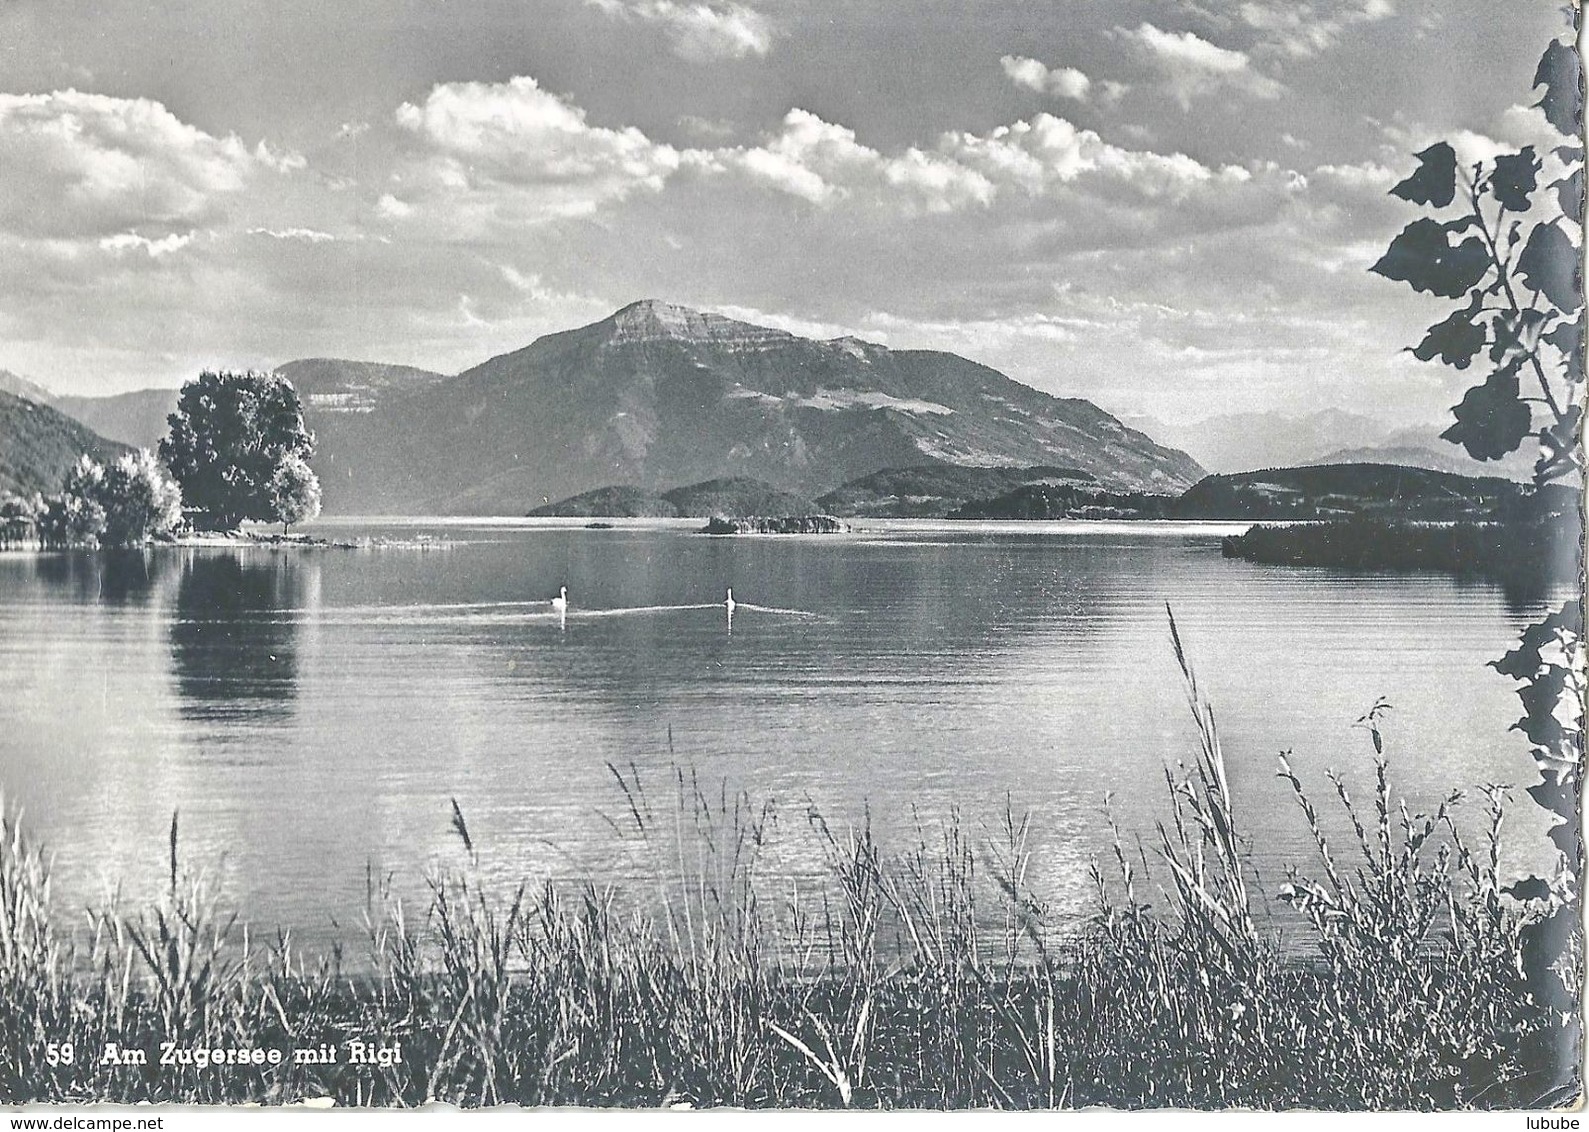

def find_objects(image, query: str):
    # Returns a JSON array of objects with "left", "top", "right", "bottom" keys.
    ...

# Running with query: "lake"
[{"left": 0, "top": 519, "right": 1564, "bottom": 955}]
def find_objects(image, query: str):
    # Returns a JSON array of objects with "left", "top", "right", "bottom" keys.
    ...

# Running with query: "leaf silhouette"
[
  {"left": 1554, "top": 167, "right": 1584, "bottom": 223},
  {"left": 1440, "top": 363, "right": 1531, "bottom": 460},
  {"left": 1527, "top": 775, "right": 1574, "bottom": 822},
  {"left": 1411, "top": 300, "right": 1485, "bottom": 368},
  {"left": 1389, "top": 142, "right": 1457, "bottom": 207},
  {"left": 1534, "top": 39, "right": 1583, "bottom": 137},
  {"left": 1542, "top": 317, "right": 1584, "bottom": 383},
  {"left": 1516, "top": 221, "right": 1582, "bottom": 313},
  {"left": 1492, "top": 602, "right": 1583, "bottom": 680},
  {"left": 1489, "top": 147, "right": 1538, "bottom": 212},
  {"left": 1371, "top": 218, "right": 1490, "bottom": 298},
  {"left": 1504, "top": 876, "right": 1552, "bottom": 902}
]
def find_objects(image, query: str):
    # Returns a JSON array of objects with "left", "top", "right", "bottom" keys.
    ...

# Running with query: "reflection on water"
[
  {"left": 0, "top": 522, "right": 1570, "bottom": 957},
  {"left": 169, "top": 553, "right": 311, "bottom": 722},
  {"left": 30, "top": 549, "right": 170, "bottom": 606}
]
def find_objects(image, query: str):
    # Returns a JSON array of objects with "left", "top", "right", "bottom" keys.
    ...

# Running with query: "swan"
[
  {"left": 725, "top": 587, "right": 736, "bottom": 616},
  {"left": 551, "top": 586, "right": 567, "bottom": 613}
]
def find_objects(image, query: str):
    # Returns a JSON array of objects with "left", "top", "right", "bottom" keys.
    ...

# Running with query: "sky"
[{"left": 0, "top": 0, "right": 1574, "bottom": 428}]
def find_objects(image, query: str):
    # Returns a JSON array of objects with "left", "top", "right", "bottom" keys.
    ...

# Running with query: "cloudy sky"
[{"left": 0, "top": 0, "right": 1571, "bottom": 427}]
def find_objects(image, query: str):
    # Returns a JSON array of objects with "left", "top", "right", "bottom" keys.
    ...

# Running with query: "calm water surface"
[{"left": 0, "top": 519, "right": 1563, "bottom": 952}]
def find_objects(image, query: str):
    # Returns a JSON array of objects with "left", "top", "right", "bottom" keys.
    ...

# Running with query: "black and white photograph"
[{"left": 0, "top": 0, "right": 1583, "bottom": 1116}]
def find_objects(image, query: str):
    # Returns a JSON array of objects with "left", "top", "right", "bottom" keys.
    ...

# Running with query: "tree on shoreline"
[
  {"left": 269, "top": 453, "right": 322, "bottom": 535},
  {"left": 13, "top": 450, "right": 186, "bottom": 549},
  {"left": 160, "top": 370, "right": 320, "bottom": 531}
]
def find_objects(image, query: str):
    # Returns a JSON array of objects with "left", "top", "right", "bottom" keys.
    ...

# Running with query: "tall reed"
[{"left": 0, "top": 613, "right": 1566, "bottom": 1108}]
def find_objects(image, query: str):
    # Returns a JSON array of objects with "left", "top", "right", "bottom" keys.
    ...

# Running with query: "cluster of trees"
[
  {"left": 0, "top": 370, "right": 323, "bottom": 549},
  {"left": 1, "top": 450, "right": 182, "bottom": 550}
]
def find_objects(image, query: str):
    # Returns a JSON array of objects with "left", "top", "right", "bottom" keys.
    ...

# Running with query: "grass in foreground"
[{"left": 0, "top": 620, "right": 1577, "bottom": 1109}]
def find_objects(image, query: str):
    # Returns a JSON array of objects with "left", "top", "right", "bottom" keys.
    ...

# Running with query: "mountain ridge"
[
  {"left": 0, "top": 389, "right": 131, "bottom": 497},
  {"left": 14, "top": 301, "right": 1205, "bottom": 515},
  {"left": 304, "top": 299, "right": 1204, "bottom": 514}
]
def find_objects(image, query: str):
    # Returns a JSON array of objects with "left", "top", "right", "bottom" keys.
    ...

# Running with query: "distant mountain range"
[
  {"left": 1171, "top": 463, "right": 1549, "bottom": 521},
  {"left": 26, "top": 360, "right": 454, "bottom": 453},
  {"left": 1124, "top": 408, "right": 1535, "bottom": 481},
  {"left": 13, "top": 302, "right": 1203, "bottom": 515},
  {"left": 14, "top": 300, "right": 1545, "bottom": 520},
  {"left": 0, "top": 368, "right": 57, "bottom": 405},
  {"left": 531, "top": 461, "right": 1555, "bottom": 524},
  {"left": 52, "top": 389, "right": 177, "bottom": 451},
  {"left": 529, "top": 476, "right": 818, "bottom": 518},
  {"left": 301, "top": 301, "right": 1203, "bottom": 514},
  {"left": 0, "top": 388, "right": 129, "bottom": 497}
]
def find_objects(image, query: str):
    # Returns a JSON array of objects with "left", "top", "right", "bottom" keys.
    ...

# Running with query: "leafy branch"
[
  {"left": 1370, "top": 28, "right": 1584, "bottom": 1041},
  {"left": 1371, "top": 38, "right": 1585, "bottom": 484}
]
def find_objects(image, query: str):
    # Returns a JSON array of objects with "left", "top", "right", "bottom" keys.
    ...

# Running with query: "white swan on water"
[
  {"left": 551, "top": 586, "right": 567, "bottom": 613},
  {"left": 725, "top": 588, "right": 736, "bottom": 616}
]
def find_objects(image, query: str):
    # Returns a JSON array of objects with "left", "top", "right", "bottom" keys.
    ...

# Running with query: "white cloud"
[
  {"left": 247, "top": 226, "right": 335, "bottom": 242},
  {"left": 391, "top": 76, "right": 681, "bottom": 220},
  {"left": 0, "top": 90, "right": 280, "bottom": 239},
  {"left": 715, "top": 109, "right": 994, "bottom": 212},
  {"left": 375, "top": 193, "right": 414, "bottom": 220},
  {"left": 940, "top": 113, "right": 1245, "bottom": 203},
  {"left": 586, "top": 0, "right": 773, "bottom": 60},
  {"left": 98, "top": 230, "right": 195, "bottom": 257},
  {"left": 1000, "top": 55, "right": 1093, "bottom": 101},
  {"left": 1311, "top": 160, "right": 1396, "bottom": 191},
  {"left": 862, "top": 309, "right": 1083, "bottom": 346},
  {"left": 253, "top": 141, "right": 307, "bottom": 173},
  {"left": 1122, "top": 22, "right": 1286, "bottom": 108},
  {"left": 1239, "top": 0, "right": 1393, "bottom": 58}
]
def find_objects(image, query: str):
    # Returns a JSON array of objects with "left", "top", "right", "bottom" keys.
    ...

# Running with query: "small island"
[{"left": 701, "top": 515, "right": 850, "bottom": 534}]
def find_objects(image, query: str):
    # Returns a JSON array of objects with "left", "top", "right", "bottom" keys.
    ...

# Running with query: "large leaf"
[
  {"left": 1490, "top": 147, "right": 1538, "bottom": 212},
  {"left": 1390, "top": 142, "right": 1457, "bottom": 208},
  {"left": 1504, "top": 876, "right": 1553, "bottom": 902},
  {"left": 1516, "top": 221, "right": 1582, "bottom": 314},
  {"left": 1526, "top": 774, "right": 1575, "bottom": 822},
  {"left": 1555, "top": 167, "right": 1585, "bottom": 222},
  {"left": 1543, "top": 317, "right": 1584, "bottom": 384},
  {"left": 1534, "top": 39, "right": 1583, "bottom": 137},
  {"left": 1497, "top": 601, "right": 1586, "bottom": 673},
  {"left": 1371, "top": 218, "right": 1490, "bottom": 298},
  {"left": 1440, "top": 363, "right": 1531, "bottom": 460},
  {"left": 1411, "top": 298, "right": 1485, "bottom": 368}
]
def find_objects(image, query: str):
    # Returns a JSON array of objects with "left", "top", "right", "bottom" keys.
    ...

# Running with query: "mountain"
[
  {"left": 1171, "top": 463, "right": 1541, "bottom": 522},
  {"left": 1126, "top": 408, "right": 1534, "bottom": 481},
  {"left": 0, "top": 389, "right": 130, "bottom": 497},
  {"left": 0, "top": 369, "right": 57, "bottom": 405},
  {"left": 309, "top": 300, "right": 1203, "bottom": 515},
  {"left": 1124, "top": 408, "right": 1390, "bottom": 474},
  {"left": 949, "top": 483, "right": 1176, "bottom": 520},
  {"left": 53, "top": 388, "right": 178, "bottom": 451},
  {"left": 662, "top": 477, "right": 816, "bottom": 517},
  {"left": 36, "top": 359, "right": 449, "bottom": 456},
  {"left": 815, "top": 463, "right": 1097, "bottom": 517},
  {"left": 528, "top": 476, "right": 817, "bottom": 518},
  {"left": 1307, "top": 433, "right": 1535, "bottom": 480},
  {"left": 273, "top": 359, "right": 450, "bottom": 413},
  {"left": 527, "top": 485, "right": 678, "bottom": 518}
]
